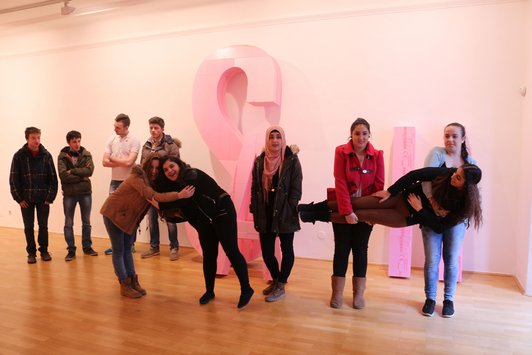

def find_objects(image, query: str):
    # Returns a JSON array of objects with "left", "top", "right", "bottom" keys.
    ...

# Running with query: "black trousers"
[
  {"left": 194, "top": 197, "right": 251, "bottom": 293},
  {"left": 332, "top": 222, "right": 373, "bottom": 277},
  {"left": 259, "top": 232, "right": 295, "bottom": 283},
  {"left": 21, "top": 202, "right": 50, "bottom": 256}
]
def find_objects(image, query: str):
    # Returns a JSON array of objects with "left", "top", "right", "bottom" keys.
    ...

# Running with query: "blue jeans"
[
  {"left": 147, "top": 206, "right": 178, "bottom": 250},
  {"left": 63, "top": 194, "right": 92, "bottom": 252},
  {"left": 103, "top": 216, "right": 136, "bottom": 280},
  {"left": 20, "top": 202, "right": 50, "bottom": 256},
  {"left": 422, "top": 221, "right": 467, "bottom": 301},
  {"left": 109, "top": 180, "right": 123, "bottom": 194}
]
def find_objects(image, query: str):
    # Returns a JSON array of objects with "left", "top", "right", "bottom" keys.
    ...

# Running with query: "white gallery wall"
[{"left": 0, "top": 0, "right": 530, "bottom": 288}]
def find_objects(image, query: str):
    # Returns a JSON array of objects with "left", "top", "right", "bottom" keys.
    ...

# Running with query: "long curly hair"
[{"left": 432, "top": 163, "right": 483, "bottom": 229}]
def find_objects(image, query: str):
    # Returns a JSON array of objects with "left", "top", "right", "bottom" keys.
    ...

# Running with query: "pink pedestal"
[{"left": 388, "top": 127, "right": 415, "bottom": 278}]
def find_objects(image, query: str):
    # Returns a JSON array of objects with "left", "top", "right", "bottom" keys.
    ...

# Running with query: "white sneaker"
[{"left": 169, "top": 248, "right": 179, "bottom": 261}]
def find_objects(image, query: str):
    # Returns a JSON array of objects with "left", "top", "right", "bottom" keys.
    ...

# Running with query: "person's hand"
[
  {"left": 429, "top": 197, "right": 449, "bottom": 217},
  {"left": 19, "top": 201, "right": 29, "bottom": 208},
  {"left": 345, "top": 212, "right": 358, "bottom": 224},
  {"left": 147, "top": 197, "right": 159, "bottom": 209},
  {"left": 407, "top": 193, "right": 422, "bottom": 212},
  {"left": 373, "top": 190, "right": 391, "bottom": 203},
  {"left": 178, "top": 185, "right": 195, "bottom": 199}
]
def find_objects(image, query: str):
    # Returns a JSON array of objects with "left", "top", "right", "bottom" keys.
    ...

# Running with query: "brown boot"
[
  {"left": 330, "top": 276, "right": 345, "bottom": 308},
  {"left": 119, "top": 277, "right": 142, "bottom": 298},
  {"left": 130, "top": 274, "right": 147, "bottom": 296},
  {"left": 353, "top": 277, "right": 366, "bottom": 309}
]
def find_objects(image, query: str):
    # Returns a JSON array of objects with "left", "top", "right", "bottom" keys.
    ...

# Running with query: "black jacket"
[
  {"left": 250, "top": 146, "right": 303, "bottom": 234},
  {"left": 57, "top": 146, "right": 94, "bottom": 196},
  {"left": 10, "top": 144, "right": 58, "bottom": 204},
  {"left": 158, "top": 168, "right": 230, "bottom": 226},
  {"left": 387, "top": 167, "right": 465, "bottom": 233}
]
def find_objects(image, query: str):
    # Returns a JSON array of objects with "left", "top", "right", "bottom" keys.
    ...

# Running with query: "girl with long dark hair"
[{"left": 156, "top": 156, "right": 254, "bottom": 309}]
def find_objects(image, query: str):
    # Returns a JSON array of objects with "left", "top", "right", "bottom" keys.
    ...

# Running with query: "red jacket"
[{"left": 333, "top": 141, "right": 384, "bottom": 215}]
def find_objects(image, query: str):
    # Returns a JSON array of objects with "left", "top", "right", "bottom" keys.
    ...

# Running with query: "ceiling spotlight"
[{"left": 61, "top": 1, "right": 75, "bottom": 15}]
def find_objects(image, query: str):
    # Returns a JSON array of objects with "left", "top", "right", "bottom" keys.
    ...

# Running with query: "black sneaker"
[
  {"left": 422, "top": 299, "right": 436, "bottom": 317},
  {"left": 199, "top": 292, "right": 215, "bottom": 305},
  {"left": 65, "top": 251, "right": 76, "bottom": 261},
  {"left": 83, "top": 247, "right": 98, "bottom": 256},
  {"left": 237, "top": 288, "right": 254, "bottom": 309},
  {"left": 41, "top": 251, "right": 52, "bottom": 261},
  {"left": 27, "top": 255, "right": 37, "bottom": 264},
  {"left": 442, "top": 300, "right": 455, "bottom": 318}
]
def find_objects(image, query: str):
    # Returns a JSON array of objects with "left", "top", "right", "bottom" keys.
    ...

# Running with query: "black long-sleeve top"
[
  {"left": 157, "top": 167, "right": 230, "bottom": 226},
  {"left": 387, "top": 167, "right": 465, "bottom": 233}
]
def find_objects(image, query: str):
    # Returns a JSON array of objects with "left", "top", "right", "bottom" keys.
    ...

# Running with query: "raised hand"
[
  {"left": 372, "top": 190, "right": 391, "bottom": 203},
  {"left": 178, "top": 185, "right": 196, "bottom": 199}
]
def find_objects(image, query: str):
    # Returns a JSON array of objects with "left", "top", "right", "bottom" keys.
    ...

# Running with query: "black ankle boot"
[
  {"left": 297, "top": 200, "right": 329, "bottom": 212},
  {"left": 299, "top": 210, "right": 331, "bottom": 224}
]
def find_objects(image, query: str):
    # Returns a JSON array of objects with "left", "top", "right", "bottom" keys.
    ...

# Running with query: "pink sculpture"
[
  {"left": 388, "top": 127, "right": 415, "bottom": 278},
  {"left": 191, "top": 45, "right": 282, "bottom": 276}
]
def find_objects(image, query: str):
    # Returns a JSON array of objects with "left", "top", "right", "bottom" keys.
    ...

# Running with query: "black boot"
[
  {"left": 299, "top": 210, "right": 331, "bottom": 224},
  {"left": 297, "top": 200, "right": 329, "bottom": 212},
  {"left": 298, "top": 200, "right": 331, "bottom": 224}
]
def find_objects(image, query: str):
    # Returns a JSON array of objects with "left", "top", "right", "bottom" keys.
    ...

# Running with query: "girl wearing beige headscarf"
[{"left": 250, "top": 126, "right": 303, "bottom": 302}]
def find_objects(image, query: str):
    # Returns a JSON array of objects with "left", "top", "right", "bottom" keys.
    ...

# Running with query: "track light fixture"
[{"left": 61, "top": 0, "right": 75, "bottom": 15}]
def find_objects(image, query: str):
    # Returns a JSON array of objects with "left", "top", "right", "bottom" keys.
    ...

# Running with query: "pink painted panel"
[
  {"left": 189, "top": 45, "right": 282, "bottom": 276},
  {"left": 388, "top": 127, "right": 415, "bottom": 278}
]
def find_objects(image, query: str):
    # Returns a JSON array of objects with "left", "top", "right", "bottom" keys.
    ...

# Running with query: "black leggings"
[
  {"left": 259, "top": 232, "right": 295, "bottom": 283},
  {"left": 332, "top": 222, "right": 373, "bottom": 277},
  {"left": 194, "top": 198, "right": 251, "bottom": 293},
  {"left": 329, "top": 195, "right": 410, "bottom": 227}
]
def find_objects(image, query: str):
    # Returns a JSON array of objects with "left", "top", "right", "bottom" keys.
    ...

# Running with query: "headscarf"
[{"left": 262, "top": 126, "right": 286, "bottom": 198}]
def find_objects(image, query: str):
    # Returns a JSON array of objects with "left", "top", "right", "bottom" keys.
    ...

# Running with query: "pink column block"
[{"left": 388, "top": 127, "right": 415, "bottom": 278}]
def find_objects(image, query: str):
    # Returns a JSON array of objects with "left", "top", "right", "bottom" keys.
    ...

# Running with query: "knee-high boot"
[
  {"left": 353, "top": 276, "right": 367, "bottom": 309},
  {"left": 330, "top": 276, "right": 345, "bottom": 308}
]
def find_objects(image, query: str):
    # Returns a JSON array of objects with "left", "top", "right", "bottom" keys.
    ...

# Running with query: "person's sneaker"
[
  {"left": 41, "top": 251, "right": 52, "bottom": 261},
  {"left": 265, "top": 283, "right": 286, "bottom": 302},
  {"left": 104, "top": 248, "right": 113, "bottom": 255},
  {"left": 169, "top": 248, "right": 179, "bottom": 261},
  {"left": 141, "top": 248, "right": 160, "bottom": 259},
  {"left": 422, "top": 299, "right": 436, "bottom": 317},
  {"left": 65, "top": 251, "right": 76, "bottom": 261},
  {"left": 262, "top": 279, "right": 278, "bottom": 295},
  {"left": 237, "top": 288, "right": 254, "bottom": 309},
  {"left": 27, "top": 255, "right": 36, "bottom": 264},
  {"left": 83, "top": 247, "right": 98, "bottom": 256},
  {"left": 442, "top": 300, "right": 455, "bottom": 318}
]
